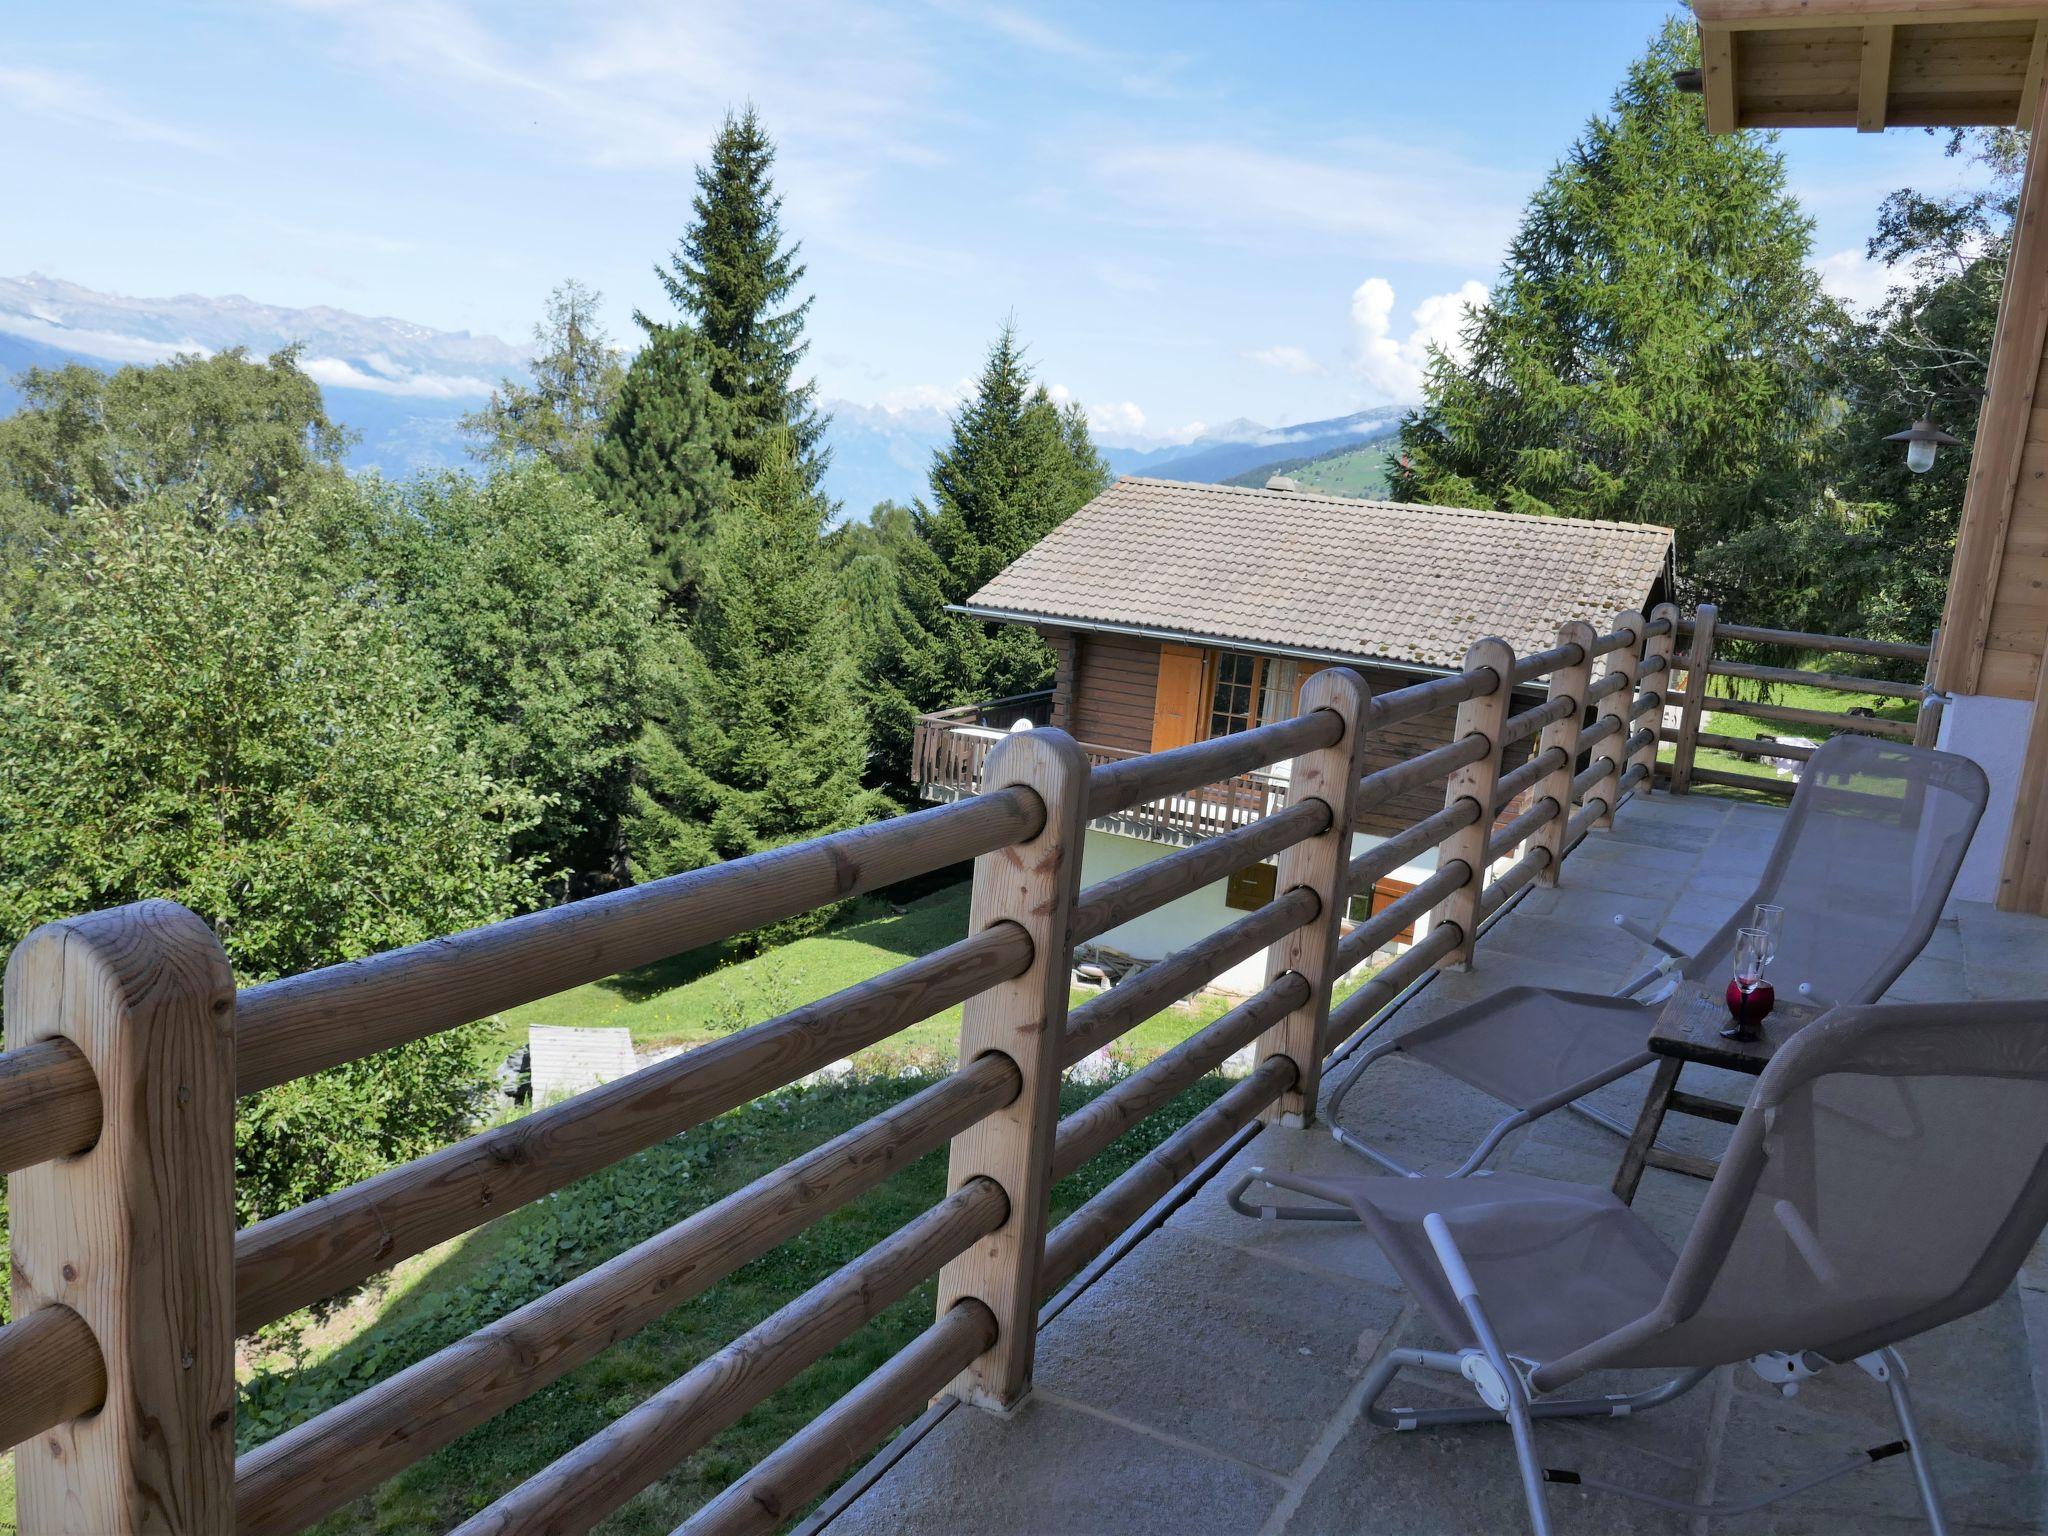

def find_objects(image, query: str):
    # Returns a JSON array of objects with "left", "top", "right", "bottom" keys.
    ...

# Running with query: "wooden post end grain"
[
  {"left": 1533, "top": 621, "right": 1597, "bottom": 889},
  {"left": 1251, "top": 667, "right": 1372, "bottom": 1127},
  {"left": 5, "top": 900, "right": 236, "bottom": 1535},
  {"left": 1635, "top": 601, "right": 1680, "bottom": 792},
  {"left": 933, "top": 728, "right": 1090, "bottom": 1411},
  {"left": 1590, "top": 611, "right": 1647, "bottom": 830},
  {"left": 1670, "top": 604, "right": 1717, "bottom": 795},
  {"left": 1433, "top": 639, "right": 1515, "bottom": 972}
]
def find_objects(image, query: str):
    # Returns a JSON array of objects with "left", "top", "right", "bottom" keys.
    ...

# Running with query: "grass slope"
[
  {"left": 233, "top": 1070, "right": 1239, "bottom": 1536},
  {"left": 490, "top": 881, "right": 1236, "bottom": 1066},
  {"left": 1656, "top": 678, "right": 1920, "bottom": 801},
  {"left": 1222, "top": 428, "right": 1398, "bottom": 498}
]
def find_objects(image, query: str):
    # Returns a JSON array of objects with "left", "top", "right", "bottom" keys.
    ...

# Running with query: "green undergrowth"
[{"left": 232, "top": 1068, "right": 1237, "bottom": 1536}]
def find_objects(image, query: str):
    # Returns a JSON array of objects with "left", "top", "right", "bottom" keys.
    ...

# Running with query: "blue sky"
[{"left": 0, "top": 1, "right": 2002, "bottom": 444}]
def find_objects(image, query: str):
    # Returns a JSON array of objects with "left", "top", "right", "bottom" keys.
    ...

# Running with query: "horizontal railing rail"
[
  {"left": 1663, "top": 603, "right": 1938, "bottom": 797},
  {"left": 3, "top": 595, "right": 1756, "bottom": 1536}
]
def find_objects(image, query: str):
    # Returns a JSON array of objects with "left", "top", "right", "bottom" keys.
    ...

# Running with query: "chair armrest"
[
  {"left": 1423, "top": 1212, "right": 1481, "bottom": 1301},
  {"left": 1612, "top": 913, "right": 1690, "bottom": 961}
]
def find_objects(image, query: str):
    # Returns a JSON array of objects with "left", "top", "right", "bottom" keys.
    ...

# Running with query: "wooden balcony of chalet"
[{"left": 913, "top": 692, "right": 1295, "bottom": 847}]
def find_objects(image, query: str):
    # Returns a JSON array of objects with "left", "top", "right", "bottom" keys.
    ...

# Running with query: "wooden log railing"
[
  {"left": 4, "top": 602, "right": 1687, "bottom": 1536},
  {"left": 1660, "top": 604, "right": 1938, "bottom": 798}
]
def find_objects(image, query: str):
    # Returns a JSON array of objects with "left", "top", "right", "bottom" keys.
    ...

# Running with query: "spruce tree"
[
  {"left": 1392, "top": 18, "right": 1840, "bottom": 607},
  {"left": 860, "top": 327, "right": 1109, "bottom": 788},
  {"left": 655, "top": 106, "right": 827, "bottom": 490},
  {"left": 626, "top": 435, "right": 886, "bottom": 934},
  {"left": 589, "top": 321, "right": 731, "bottom": 604}
]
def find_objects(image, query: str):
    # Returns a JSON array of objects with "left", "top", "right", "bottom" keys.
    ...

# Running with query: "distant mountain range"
[{"left": 0, "top": 275, "right": 1412, "bottom": 514}]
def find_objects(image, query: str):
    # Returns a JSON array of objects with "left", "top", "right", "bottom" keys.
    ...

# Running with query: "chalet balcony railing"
[
  {"left": 0, "top": 599, "right": 1927, "bottom": 1536},
  {"left": 913, "top": 703, "right": 1292, "bottom": 843}
]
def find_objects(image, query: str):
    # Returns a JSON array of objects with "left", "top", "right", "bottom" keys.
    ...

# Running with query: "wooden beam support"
[
  {"left": 6, "top": 901, "right": 236, "bottom": 1535},
  {"left": 934, "top": 727, "right": 1090, "bottom": 1410},
  {"left": 1703, "top": 26, "right": 1739, "bottom": 133},
  {"left": 1858, "top": 24, "right": 1895, "bottom": 132},
  {"left": 1431, "top": 638, "right": 1514, "bottom": 971},
  {"left": 1588, "top": 611, "right": 1647, "bottom": 830},
  {"left": 1940, "top": 61, "right": 2048, "bottom": 696},
  {"left": 1532, "top": 621, "right": 1597, "bottom": 886},
  {"left": 2023, "top": 21, "right": 2048, "bottom": 130},
  {"left": 1633, "top": 603, "right": 1681, "bottom": 790},
  {"left": 1252, "top": 666, "right": 1373, "bottom": 1125}
]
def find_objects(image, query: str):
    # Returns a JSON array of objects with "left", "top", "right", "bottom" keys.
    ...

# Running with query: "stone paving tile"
[
  {"left": 1282, "top": 1387, "right": 1700, "bottom": 1535},
  {"left": 820, "top": 1392, "right": 1286, "bottom": 1536},
  {"left": 1167, "top": 1130, "right": 1407, "bottom": 1290},
  {"left": 1033, "top": 1227, "right": 1402, "bottom": 1475},
  {"left": 1710, "top": 1386, "right": 2041, "bottom": 1534}
]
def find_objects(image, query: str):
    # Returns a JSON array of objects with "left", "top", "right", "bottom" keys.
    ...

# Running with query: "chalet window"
[{"left": 1207, "top": 650, "right": 1263, "bottom": 738}]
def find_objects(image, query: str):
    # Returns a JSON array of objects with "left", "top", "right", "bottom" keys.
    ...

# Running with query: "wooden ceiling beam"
[{"left": 1858, "top": 23, "right": 1897, "bottom": 128}]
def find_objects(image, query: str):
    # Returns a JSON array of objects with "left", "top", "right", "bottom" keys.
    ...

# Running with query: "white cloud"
[
  {"left": 1246, "top": 345, "right": 1326, "bottom": 378},
  {"left": 298, "top": 355, "right": 495, "bottom": 398},
  {"left": 0, "top": 310, "right": 211, "bottom": 365},
  {"left": 0, "top": 65, "right": 213, "bottom": 151},
  {"left": 1349, "top": 277, "right": 1488, "bottom": 404},
  {"left": 1814, "top": 248, "right": 1897, "bottom": 313},
  {"left": 876, "top": 377, "right": 977, "bottom": 414},
  {"left": 1091, "top": 140, "right": 1527, "bottom": 265}
]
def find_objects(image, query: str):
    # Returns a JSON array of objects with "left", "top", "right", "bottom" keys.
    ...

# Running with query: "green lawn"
[
  {"left": 1659, "top": 677, "right": 1919, "bottom": 803},
  {"left": 490, "top": 880, "right": 1239, "bottom": 1069}
]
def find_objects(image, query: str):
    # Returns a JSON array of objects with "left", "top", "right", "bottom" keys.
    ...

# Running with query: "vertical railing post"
[
  {"left": 934, "top": 727, "right": 1089, "bottom": 1411},
  {"left": 1532, "top": 621, "right": 1597, "bottom": 888},
  {"left": 1251, "top": 667, "right": 1372, "bottom": 1127},
  {"left": 1433, "top": 638, "right": 1515, "bottom": 972},
  {"left": 1669, "top": 603, "right": 1717, "bottom": 794},
  {"left": 1634, "top": 601, "right": 1681, "bottom": 791},
  {"left": 1588, "top": 610, "right": 1646, "bottom": 830},
  {"left": 6, "top": 900, "right": 236, "bottom": 1534},
  {"left": 1914, "top": 624, "right": 1946, "bottom": 750}
]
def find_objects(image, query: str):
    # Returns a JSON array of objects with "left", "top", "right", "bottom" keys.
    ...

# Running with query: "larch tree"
[
  {"left": 463, "top": 279, "right": 626, "bottom": 474},
  {"left": 589, "top": 319, "right": 731, "bottom": 606},
  {"left": 1391, "top": 17, "right": 1842, "bottom": 608},
  {"left": 626, "top": 435, "right": 888, "bottom": 935},
  {"left": 652, "top": 106, "right": 828, "bottom": 492}
]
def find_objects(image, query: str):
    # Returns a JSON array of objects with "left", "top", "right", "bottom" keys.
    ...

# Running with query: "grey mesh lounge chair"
[
  {"left": 1235, "top": 735, "right": 1987, "bottom": 1201},
  {"left": 1243, "top": 1000, "right": 2048, "bottom": 1535}
]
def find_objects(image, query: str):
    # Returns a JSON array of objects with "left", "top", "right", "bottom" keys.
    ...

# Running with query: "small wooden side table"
[{"left": 1611, "top": 980, "right": 1823, "bottom": 1203}]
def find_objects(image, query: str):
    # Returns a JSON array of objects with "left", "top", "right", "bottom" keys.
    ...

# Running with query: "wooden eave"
[{"left": 1695, "top": 0, "right": 2048, "bottom": 132}]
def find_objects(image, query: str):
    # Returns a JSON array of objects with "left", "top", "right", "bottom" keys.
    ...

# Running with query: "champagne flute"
[
  {"left": 1752, "top": 903, "right": 1785, "bottom": 967},
  {"left": 1733, "top": 926, "right": 1769, "bottom": 992}
]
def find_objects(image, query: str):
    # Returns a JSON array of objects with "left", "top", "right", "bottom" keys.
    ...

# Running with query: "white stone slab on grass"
[{"left": 529, "top": 1024, "right": 638, "bottom": 1103}]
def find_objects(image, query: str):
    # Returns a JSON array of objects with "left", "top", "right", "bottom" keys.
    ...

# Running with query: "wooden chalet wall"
[{"left": 1043, "top": 628, "right": 1535, "bottom": 840}]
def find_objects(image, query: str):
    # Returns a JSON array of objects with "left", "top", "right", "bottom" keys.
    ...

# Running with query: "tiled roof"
[{"left": 959, "top": 477, "right": 1674, "bottom": 671}]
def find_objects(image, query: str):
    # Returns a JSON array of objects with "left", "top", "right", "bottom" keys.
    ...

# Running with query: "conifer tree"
[
  {"left": 626, "top": 435, "right": 886, "bottom": 932},
  {"left": 654, "top": 107, "right": 827, "bottom": 490},
  {"left": 589, "top": 321, "right": 731, "bottom": 604},
  {"left": 860, "top": 327, "right": 1109, "bottom": 787},
  {"left": 464, "top": 280, "right": 624, "bottom": 474},
  {"left": 1392, "top": 18, "right": 1840, "bottom": 606}
]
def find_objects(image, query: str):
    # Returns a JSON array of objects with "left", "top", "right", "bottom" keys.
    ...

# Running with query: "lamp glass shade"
[{"left": 1906, "top": 437, "right": 1938, "bottom": 474}]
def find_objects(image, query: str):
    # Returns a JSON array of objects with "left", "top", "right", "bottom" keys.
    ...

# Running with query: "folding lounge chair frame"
[
  {"left": 1228, "top": 736, "right": 1988, "bottom": 1217},
  {"left": 1244, "top": 1000, "right": 2048, "bottom": 1535}
]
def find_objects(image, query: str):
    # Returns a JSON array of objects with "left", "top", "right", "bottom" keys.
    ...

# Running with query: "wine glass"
[
  {"left": 1752, "top": 903, "right": 1785, "bottom": 967},
  {"left": 1733, "top": 927, "right": 1770, "bottom": 992}
]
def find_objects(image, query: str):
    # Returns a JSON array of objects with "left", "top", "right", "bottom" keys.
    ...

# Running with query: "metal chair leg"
[{"left": 1872, "top": 1347, "right": 1950, "bottom": 1536}]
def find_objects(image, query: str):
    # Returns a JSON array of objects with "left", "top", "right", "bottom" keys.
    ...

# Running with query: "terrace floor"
[{"left": 817, "top": 790, "right": 2048, "bottom": 1536}]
